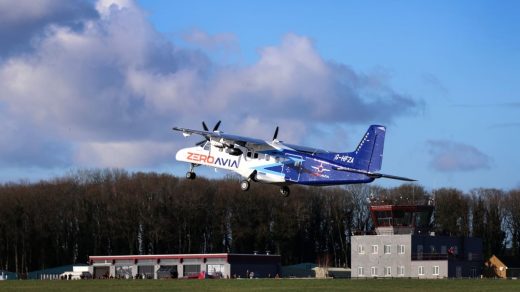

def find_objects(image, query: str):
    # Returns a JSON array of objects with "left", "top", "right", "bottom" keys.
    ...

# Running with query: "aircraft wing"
[{"left": 172, "top": 127, "right": 271, "bottom": 148}]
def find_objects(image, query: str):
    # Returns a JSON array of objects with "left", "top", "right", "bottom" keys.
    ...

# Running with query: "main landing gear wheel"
[
  {"left": 186, "top": 172, "right": 196, "bottom": 180},
  {"left": 280, "top": 186, "right": 290, "bottom": 197},
  {"left": 240, "top": 180, "right": 250, "bottom": 191}
]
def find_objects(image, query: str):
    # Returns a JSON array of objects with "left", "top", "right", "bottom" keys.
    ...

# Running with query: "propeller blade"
[
  {"left": 213, "top": 120, "right": 221, "bottom": 132},
  {"left": 273, "top": 126, "right": 279, "bottom": 140},
  {"left": 202, "top": 121, "right": 209, "bottom": 131}
]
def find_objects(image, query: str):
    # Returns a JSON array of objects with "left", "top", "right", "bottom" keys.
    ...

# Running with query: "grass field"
[{"left": 1, "top": 278, "right": 519, "bottom": 292}]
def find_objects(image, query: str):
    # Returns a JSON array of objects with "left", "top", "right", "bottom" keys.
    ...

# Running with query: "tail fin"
[
  {"left": 321, "top": 125, "right": 386, "bottom": 172},
  {"left": 353, "top": 125, "right": 386, "bottom": 172}
]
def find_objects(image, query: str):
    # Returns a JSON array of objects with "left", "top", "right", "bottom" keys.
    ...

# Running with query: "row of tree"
[{"left": 0, "top": 169, "right": 519, "bottom": 274}]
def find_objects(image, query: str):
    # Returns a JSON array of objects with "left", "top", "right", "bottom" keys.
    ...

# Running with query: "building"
[
  {"left": 0, "top": 270, "right": 17, "bottom": 280},
  {"left": 89, "top": 253, "right": 280, "bottom": 279},
  {"left": 351, "top": 204, "right": 483, "bottom": 279},
  {"left": 484, "top": 255, "right": 520, "bottom": 278},
  {"left": 27, "top": 264, "right": 89, "bottom": 280}
]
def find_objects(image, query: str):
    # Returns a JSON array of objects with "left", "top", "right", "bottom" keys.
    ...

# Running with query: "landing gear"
[
  {"left": 186, "top": 163, "right": 197, "bottom": 180},
  {"left": 280, "top": 186, "right": 290, "bottom": 197},
  {"left": 240, "top": 180, "right": 250, "bottom": 191}
]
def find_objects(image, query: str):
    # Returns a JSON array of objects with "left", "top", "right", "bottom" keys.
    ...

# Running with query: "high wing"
[{"left": 172, "top": 126, "right": 272, "bottom": 149}]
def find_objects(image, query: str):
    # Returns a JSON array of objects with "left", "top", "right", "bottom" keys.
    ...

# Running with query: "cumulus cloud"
[
  {"left": 0, "top": 0, "right": 98, "bottom": 57},
  {"left": 0, "top": 0, "right": 420, "bottom": 172},
  {"left": 427, "top": 140, "right": 491, "bottom": 172}
]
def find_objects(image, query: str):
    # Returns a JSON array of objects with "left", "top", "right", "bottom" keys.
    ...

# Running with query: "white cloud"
[
  {"left": 0, "top": 0, "right": 419, "bottom": 172},
  {"left": 75, "top": 141, "right": 172, "bottom": 168},
  {"left": 427, "top": 140, "right": 491, "bottom": 172}
]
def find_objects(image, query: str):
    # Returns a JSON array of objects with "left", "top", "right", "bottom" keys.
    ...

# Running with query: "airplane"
[{"left": 172, "top": 121, "right": 415, "bottom": 197}]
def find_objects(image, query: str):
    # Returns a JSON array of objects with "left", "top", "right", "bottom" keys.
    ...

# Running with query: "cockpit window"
[{"left": 203, "top": 141, "right": 211, "bottom": 150}]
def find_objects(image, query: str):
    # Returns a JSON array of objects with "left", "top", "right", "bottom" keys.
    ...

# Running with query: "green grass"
[{"left": 1, "top": 278, "right": 519, "bottom": 292}]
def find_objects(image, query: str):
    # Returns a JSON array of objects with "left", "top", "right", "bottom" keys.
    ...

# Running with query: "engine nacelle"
[{"left": 225, "top": 147, "right": 242, "bottom": 156}]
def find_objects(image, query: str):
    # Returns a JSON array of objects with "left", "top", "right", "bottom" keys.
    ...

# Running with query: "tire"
[
  {"left": 186, "top": 172, "right": 196, "bottom": 180},
  {"left": 240, "top": 180, "right": 250, "bottom": 191},
  {"left": 280, "top": 186, "right": 290, "bottom": 197}
]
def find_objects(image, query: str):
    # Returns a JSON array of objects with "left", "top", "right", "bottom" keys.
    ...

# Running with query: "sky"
[{"left": 0, "top": 0, "right": 519, "bottom": 192}]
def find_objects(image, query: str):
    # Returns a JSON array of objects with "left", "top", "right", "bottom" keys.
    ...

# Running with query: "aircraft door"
[{"left": 283, "top": 154, "right": 303, "bottom": 182}]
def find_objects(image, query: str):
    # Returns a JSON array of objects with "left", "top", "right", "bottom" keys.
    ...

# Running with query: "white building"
[
  {"left": 351, "top": 205, "right": 482, "bottom": 279},
  {"left": 89, "top": 253, "right": 280, "bottom": 279}
]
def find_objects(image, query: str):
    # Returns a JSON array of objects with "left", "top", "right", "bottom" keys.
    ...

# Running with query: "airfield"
[{"left": 0, "top": 278, "right": 518, "bottom": 292}]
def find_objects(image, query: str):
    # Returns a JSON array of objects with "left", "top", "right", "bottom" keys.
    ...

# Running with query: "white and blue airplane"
[{"left": 173, "top": 121, "right": 414, "bottom": 197}]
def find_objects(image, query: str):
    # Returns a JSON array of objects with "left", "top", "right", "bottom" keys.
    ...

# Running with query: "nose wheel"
[
  {"left": 185, "top": 163, "right": 198, "bottom": 180},
  {"left": 186, "top": 171, "right": 196, "bottom": 180},
  {"left": 280, "top": 186, "right": 290, "bottom": 197}
]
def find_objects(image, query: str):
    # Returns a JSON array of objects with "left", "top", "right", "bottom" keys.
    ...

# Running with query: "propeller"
[
  {"left": 197, "top": 120, "right": 222, "bottom": 146},
  {"left": 272, "top": 126, "right": 279, "bottom": 141},
  {"left": 213, "top": 120, "right": 221, "bottom": 132}
]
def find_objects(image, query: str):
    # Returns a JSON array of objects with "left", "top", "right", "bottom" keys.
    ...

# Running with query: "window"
[
  {"left": 371, "top": 267, "right": 378, "bottom": 277},
  {"left": 385, "top": 266, "right": 391, "bottom": 277},
  {"left": 384, "top": 245, "right": 391, "bottom": 254},
  {"left": 441, "top": 245, "right": 447, "bottom": 254},
  {"left": 358, "top": 244, "right": 365, "bottom": 254},
  {"left": 468, "top": 252, "right": 473, "bottom": 261},
  {"left": 184, "top": 265, "right": 201, "bottom": 277},
  {"left": 398, "top": 266, "right": 405, "bottom": 276},
  {"left": 371, "top": 245, "right": 378, "bottom": 254},
  {"left": 207, "top": 264, "right": 224, "bottom": 277},
  {"left": 418, "top": 266, "right": 424, "bottom": 276},
  {"left": 417, "top": 245, "right": 423, "bottom": 260},
  {"left": 254, "top": 153, "right": 259, "bottom": 159},
  {"left": 203, "top": 142, "right": 211, "bottom": 150},
  {"left": 247, "top": 152, "right": 252, "bottom": 158},
  {"left": 398, "top": 244, "right": 405, "bottom": 254},
  {"left": 433, "top": 266, "right": 439, "bottom": 276},
  {"left": 358, "top": 267, "right": 364, "bottom": 276}
]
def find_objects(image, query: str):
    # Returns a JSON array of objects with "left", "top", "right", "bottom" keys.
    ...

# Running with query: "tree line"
[{"left": 0, "top": 169, "right": 519, "bottom": 274}]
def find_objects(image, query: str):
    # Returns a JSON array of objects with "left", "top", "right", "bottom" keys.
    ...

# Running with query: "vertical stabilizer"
[
  {"left": 320, "top": 125, "right": 386, "bottom": 172},
  {"left": 353, "top": 125, "right": 386, "bottom": 172}
]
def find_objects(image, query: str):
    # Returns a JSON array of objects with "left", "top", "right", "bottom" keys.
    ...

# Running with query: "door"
[{"left": 283, "top": 154, "right": 303, "bottom": 182}]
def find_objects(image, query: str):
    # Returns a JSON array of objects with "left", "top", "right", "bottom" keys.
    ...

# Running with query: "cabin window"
[
  {"left": 253, "top": 153, "right": 259, "bottom": 159},
  {"left": 247, "top": 152, "right": 252, "bottom": 158},
  {"left": 266, "top": 155, "right": 270, "bottom": 161}
]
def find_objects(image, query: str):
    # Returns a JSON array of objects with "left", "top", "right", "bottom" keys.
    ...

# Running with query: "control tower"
[
  {"left": 351, "top": 203, "right": 482, "bottom": 279},
  {"left": 370, "top": 205, "right": 434, "bottom": 235}
]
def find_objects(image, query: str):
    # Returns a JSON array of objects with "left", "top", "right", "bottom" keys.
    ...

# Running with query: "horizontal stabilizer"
[{"left": 332, "top": 166, "right": 416, "bottom": 182}]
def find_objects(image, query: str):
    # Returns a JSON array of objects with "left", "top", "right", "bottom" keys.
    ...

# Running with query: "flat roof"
[
  {"left": 89, "top": 253, "right": 280, "bottom": 262},
  {"left": 370, "top": 205, "right": 434, "bottom": 212}
]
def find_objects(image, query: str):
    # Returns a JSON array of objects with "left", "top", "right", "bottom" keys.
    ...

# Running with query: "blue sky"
[{"left": 0, "top": 0, "right": 519, "bottom": 191}]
